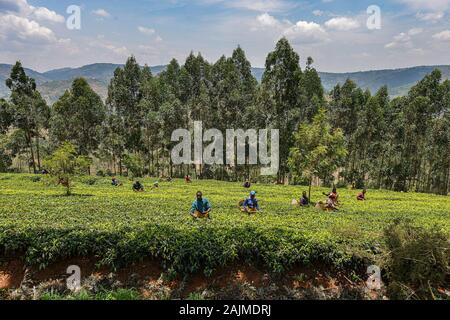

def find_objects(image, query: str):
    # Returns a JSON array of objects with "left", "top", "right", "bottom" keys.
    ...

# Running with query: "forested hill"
[
  {"left": 320, "top": 65, "right": 450, "bottom": 97},
  {"left": 1, "top": 63, "right": 450, "bottom": 103}
]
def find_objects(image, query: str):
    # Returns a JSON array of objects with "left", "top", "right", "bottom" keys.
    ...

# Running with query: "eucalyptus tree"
[
  {"left": 260, "top": 38, "right": 303, "bottom": 182},
  {"left": 50, "top": 78, "right": 106, "bottom": 156},
  {"left": 106, "top": 56, "right": 144, "bottom": 153},
  {"left": 5, "top": 61, "right": 50, "bottom": 172}
]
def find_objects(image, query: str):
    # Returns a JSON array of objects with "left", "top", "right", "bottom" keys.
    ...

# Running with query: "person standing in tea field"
[{"left": 190, "top": 191, "right": 212, "bottom": 219}]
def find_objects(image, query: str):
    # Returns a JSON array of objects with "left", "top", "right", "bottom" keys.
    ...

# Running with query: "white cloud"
[
  {"left": 0, "top": 14, "right": 58, "bottom": 43},
  {"left": 283, "top": 20, "right": 329, "bottom": 44},
  {"left": 0, "top": 0, "right": 75, "bottom": 70},
  {"left": 325, "top": 17, "right": 360, "bottom": 31},
  {"left": 398, "top": 0, "right": 450, "bottom": 11},
  {"left": 201, "top": 0, "right": 296, "bottom": 12},
  {"left": 433, "top": 30, "right": 450, "bottom": 40},
  {"left": 31, "top": 6, "right": 64, "bottom": 23},
  {"left": 138, "top": 26, "right": 156, "bottom": 35},
  {"left": 408, "top": 28, "right": 423, "bottom": 36},
  {"left": 312, "top": 10, "right": 324, "bottom": 16},
  {"left": 0, "top": 0, "right": 28, "bottom": 13},
  {"left": 253, "top": 13, "right": 329, "bottom": 44},
  {"left": 0, "top": 0, "right": 64, "bottom": 23},
  {"left": 91, "top": 41, "right": 130, "bottom": 57},
  {"left": 416, "top": 11, "right": 445, "bottom": 21},
  {"left": 105, "top": 45, "right": 129, "bottom": 56},
  {"left": 256, "top": 12, "right": 281, "bottom": 27},
  {"left": 385, "top": 28, "right": 422, "bottom": 49},
  {"left": 92, "top": 9, "right": 111, "bottom": 18}
]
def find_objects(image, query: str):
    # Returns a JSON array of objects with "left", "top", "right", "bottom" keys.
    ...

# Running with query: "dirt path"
[{"left": 0, "top": 257, "right": 384, "bottom": 300}]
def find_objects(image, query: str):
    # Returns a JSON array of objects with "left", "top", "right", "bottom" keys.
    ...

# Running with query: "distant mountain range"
[{"left": 1, "top": 63, "right": 450, "bottom": 104}]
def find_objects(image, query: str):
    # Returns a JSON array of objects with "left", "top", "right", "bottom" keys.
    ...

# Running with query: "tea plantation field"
[{"left": 0, "top": 174, "right": 449, "bottom": 274}]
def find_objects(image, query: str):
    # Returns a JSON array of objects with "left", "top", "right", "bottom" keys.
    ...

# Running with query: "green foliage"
[
  {"left": 40, "top": 288, "right": 140, "bottom": 300},
  {"left": 186, "top": 292, "right": 205, "bottom": 300},
  {"left": 50, "top": 78, "right": 106, "bottom": 155},
  {"left": 81, "top": 177, "right": 98, "bottom": 185},
  {"left": 43, "top": 142, "right": 92, "bottom": 195},
  {"left": 289, "top": 108, "right": 347, "bottom": 200},
  {"left": 260, "top": 38, "right": 303, "bottom": 178},
  {"left": 0, "top": 99, "right": 12, "bottom": 134},
  {"left": 384, "top": 219, "right": 449, "bottom": 300},
  {"left": 0, "top": 136, "right": 12, "bottom": 172},
  {"left": 5, "top": 61, "right": 50, "bottom": 173},
  {"left": 3, "top": 42, "right": 448, "bottom": 195},
  {"left": 122, "top": 153, "right": 144, "bottom": 178},
  {"left": 0, "top": 174, "right": 448, "bottom": 278},
  {"left": 0, "top": 150, "right": 11, "bottom": 173},
  {"left": 330, "top": 71, "right": 449, "bottom": 195},
  {"left": 96, "top": 170, "right": 105, "bottom": 177}
]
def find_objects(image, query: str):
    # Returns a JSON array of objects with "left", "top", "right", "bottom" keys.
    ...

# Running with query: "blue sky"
[{"left": 1, "top": 0, "right": 450, "bottom": 72}]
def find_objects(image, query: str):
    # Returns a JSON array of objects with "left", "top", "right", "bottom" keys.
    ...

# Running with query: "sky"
[{"left": 0, "top": 0, "right": 450, "bottom": 73}]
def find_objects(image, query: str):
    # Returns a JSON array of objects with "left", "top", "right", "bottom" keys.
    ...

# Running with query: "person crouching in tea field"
[
  {"left": 243, "top": 180, "right": 251, "bottom": 188},
  {"left": 240, "top": 191, "right": 260, "bottom": 214},
  {"left": 292, "top": 191, "right": 309, "bottom": 207},
  {"left": 300, "top": 191, "right": 309, "bottom": 206},
  {"left": 151, "top": 181, "right": 159, "bottom": 189},
  {"left": 357, "top": 189, "right": 367, "bottom": 201},
  {"left": 323, "top": 186, "right": 339, "bottom": 211},
  {"left": 190, "top": 191, "right": 211, "bottom": 219},
  {"left": 132, "top": 180, "right": 144, "bottom": 192},
  {"left": 111, "top": 177, "right": 122, "bottom": 187}
]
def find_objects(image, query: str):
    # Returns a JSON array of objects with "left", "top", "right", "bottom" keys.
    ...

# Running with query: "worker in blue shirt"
[
  {"left": 243, "top": 191, "right": 260, "bottom": 212},
  {"left": 190, "top": 191, "right": 212, "bottom": 219}
]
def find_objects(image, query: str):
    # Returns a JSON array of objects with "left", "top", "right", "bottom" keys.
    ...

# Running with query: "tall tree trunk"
[
  {"left": 27, "top": 131, "right": 36, "bottom": 174},
  {"left": 113, "top": 154, "right": 117, "bottom": 175},
  {"left": 308, "top": 177, "right": 313, "bottom": 205},
  {"left": 156, "top": 147, "right": 160, "bottom": 177},
  {"left": 150, "top": 149, "right": 154, "bottom": 176},
  {"left": 377, "top": 153, "right": 385, "bottom": 189},
  {"left": 35, "top": 135, "right": 41, "bottom": 171}
]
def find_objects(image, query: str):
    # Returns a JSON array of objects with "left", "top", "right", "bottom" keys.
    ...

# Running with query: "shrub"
[
  {"left": 30, "top": 176, "right": 41, "bottom": 183},
  {"left": 43, "top": 142, "right": 92, "bottom": 195},
  {"left": 122, "top": 154, "right": 144, "bottom": 178},
  {"left": 96, "top": 170, "right": 105, "bottom": 177},
  {"left": 383, "top": 219, "right": 449, "bottom": 300},
  {"left": 82, "top": 177, "right": 98, "bottom": 186},
  {"left": 0, "top": 149, "right": 12, "bottom": 173}
]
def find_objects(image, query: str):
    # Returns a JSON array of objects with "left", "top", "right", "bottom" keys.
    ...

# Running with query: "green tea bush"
[
  {"left": 384, "top": 219, "right": 449, "bottom": 300},
  {"left": 0, "top": 174, "right": 448, "bottom": 283},
  {"left": 30, "top": 176, "right": 41, "bottom": 183},
  {"left": 81, "top": 177, "right": 98, "bottom": 185}
]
